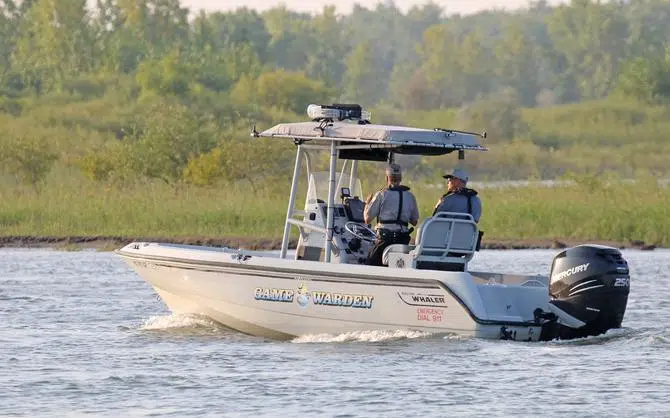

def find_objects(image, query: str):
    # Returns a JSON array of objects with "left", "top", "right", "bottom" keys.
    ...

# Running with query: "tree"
[
  {"left": 494, "top": 24, "right": 541, "bottom": 107},
  {"left": 0, "top": 124, "right": 58, "bottom": 190},
  {"left": 341, "top": 41, "right": 385, "bottom": 106},
  {"left": 12, "top": 0, "right": 96, "bottom": 93},
  {"left": 0, "top": 0, "right": 20, "bottom": 86},
  {"left": 182, "top": 148, "right": 224, "bottom": 186},
  {"left": 626, "top": 0, "right": 670, "bottom": 59},
  {"left": 546, "top": 0, "right": 630, "bottom": 100},
  {"left": 136, "top": 51, "right": 193, "bottom": 98},
  {"left": 417, "top": 25, "right": 493, "bottom": 107},
  {"left": 615, "top": 53, "right": 670, "bottom": 104},
  {"left": 456, "top": 88, "right": 526, "bottom": 142},
  {"left": 304, "top": 6, "right": 346, "bottom": 87},
  {"left": 127, "top": 102, "right": 218, "bottom": 184},
  {"left": 263, "top": 6, "right": 313, "bottom": 71},
  {"left": 232, "top": 70, "right": 332, "bottom": 114},
  {"left": 196, "top": 8, "right": 269, "bottom": 61}
]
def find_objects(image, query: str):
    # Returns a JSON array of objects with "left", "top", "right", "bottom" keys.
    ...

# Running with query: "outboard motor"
[{"left": 540, "top": 245, "right": 630, "bottom": 340}]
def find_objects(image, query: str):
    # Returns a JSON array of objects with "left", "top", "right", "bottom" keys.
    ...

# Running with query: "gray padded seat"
[
  {"left": 382, "top": 244, "right": 415, "bottom": 266},
  {"left": 412, "top": 212, "right": 479, "bottom": 271},
  {"left": 381, "top": 212, "right": 479, "bottom": 270}
]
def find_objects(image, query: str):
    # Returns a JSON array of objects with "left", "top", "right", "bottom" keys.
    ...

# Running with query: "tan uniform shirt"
[{"left": 365, "top": 186, "right": 419, "bottom": 232}]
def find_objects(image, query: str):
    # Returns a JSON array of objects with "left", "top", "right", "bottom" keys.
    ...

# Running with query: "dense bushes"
[{"left": 1, "top": 0, "right": 670, "bottom": 244}]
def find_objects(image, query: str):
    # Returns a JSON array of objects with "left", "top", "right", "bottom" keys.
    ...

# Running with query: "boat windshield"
[{"left": 308, "top": 171, "right": 364, "bottom": 204}]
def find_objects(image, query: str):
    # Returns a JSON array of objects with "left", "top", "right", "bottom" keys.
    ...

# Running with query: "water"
[{"left": 1, "top": 248, "right": 669, "bottom": 417}]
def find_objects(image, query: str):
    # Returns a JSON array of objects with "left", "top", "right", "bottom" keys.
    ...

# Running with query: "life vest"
[
  {"left": 433, "top": 188, "right": 478, "bottom": 216},
  {"left": 377, "top": 185, "right": 411, "bottom": 228}
]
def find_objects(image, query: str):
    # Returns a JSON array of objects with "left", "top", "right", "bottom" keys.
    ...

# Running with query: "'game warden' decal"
[
  {"left": 254, "top": 285, "right": 374, "bottom": 309},
  {"left": 254, "top": 287, "right": 294, "bottom": 303},
  {"left": 310, "top": 291, "right": 374, "bottom": 309}
]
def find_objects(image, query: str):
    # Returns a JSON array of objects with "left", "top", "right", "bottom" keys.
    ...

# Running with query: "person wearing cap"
[
  {"left": 363, "top": 163, "right": 420, "bottom": 266},
  {"left": 433, "top": 168, "right": 482, "bottom": 223}
]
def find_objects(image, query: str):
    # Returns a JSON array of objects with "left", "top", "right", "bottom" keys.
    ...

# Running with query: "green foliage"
[
  {"left": 195, "top": 8, "right": 270, "bottom": 61},
  {"left": 255, "top": 70, "right": 332, "bottom": 113},
  {"left": 78, "top": 149, "right": 117, "bottom": 182},
  {"left": 2, "top": 0, "right": 670, "bottom": 245},
  {"left": 2, "top": 0, "right": 669, "bottom": 110},
  {"left": 183, "top": 148, "right": 224, "bottom": 186},
  {"left": 126, "top": 101, "right": 218, "bottom": 184},
  {"left": 494, "top": 24, "right": 541, "bottom": 107},
  {"left": 0, "top": 96, "right": 22, "bottom": 116},
  {"left": 456, "top": 88, "right": 526, "bottom": 141},
  {"left": 522, "top": 99, "right": 670, "bottom": 148},
  {"left": 12, "top": 0, "right": 95, "bottom": 93},
  {"left": 546, "top": 0, "right": 629, "bottom": 100},
  {"left": 136, "top": 52, "right": 193, "bottom": 97},
  {"left": 342, "top": 41, "right": 385, "bottom": 106},
  {"left": 263, "top": 6, "right": 314, "bottom": 71},
  {"left": 465, "top": 176, "right": 670, "bottom": 245},
  {"left": 1, "top": 174, "right": 669, "bottom": 247},
  {"left": 417, "top": 25, "right": 493, "bottom": 107},
  {"left": 232, "top": 69, "right": 332, "bottom": 113},
  {"left": 61, "top": 74, "right": 112, "bottom": 98},
  {"left": 304, "top": 6, "right": 346, "bottom": 86},
  {"left": 0, "top": 125, "right": 57, "bottom": 190},
  {"left": 615, "top": 53, "right": 670, "bottom": 104},
  {"left": 216, "top": 138, "right": 295, "bottom": 190}
]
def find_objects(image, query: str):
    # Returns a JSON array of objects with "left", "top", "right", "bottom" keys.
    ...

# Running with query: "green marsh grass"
[
  {"left": 1, "top": 173, "right": 668, "bottom": 247},
  {"left": 2, "top": 98, "right": 670, "bottom": 246}
]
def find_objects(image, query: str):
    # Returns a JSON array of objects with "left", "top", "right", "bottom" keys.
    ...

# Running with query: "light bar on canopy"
[{"left": 307, "top": 104, "right": 371, "bottom": 122}]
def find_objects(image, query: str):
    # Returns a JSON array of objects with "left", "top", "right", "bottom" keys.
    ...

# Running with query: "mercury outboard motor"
[{"left": 539, "top": 245, "right": 630, "bottom": 340}]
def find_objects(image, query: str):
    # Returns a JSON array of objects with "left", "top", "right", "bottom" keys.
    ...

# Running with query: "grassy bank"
[{"left": 1, "top": 173, "right": 668, "bottom": 247}]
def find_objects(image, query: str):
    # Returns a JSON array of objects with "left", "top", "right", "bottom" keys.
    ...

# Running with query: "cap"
[
  {"left": 443, "top": 168, "right": 469, "bottom": 183},
  {"left": 385, "top": 163, "right": 402, "bottom": 176}
]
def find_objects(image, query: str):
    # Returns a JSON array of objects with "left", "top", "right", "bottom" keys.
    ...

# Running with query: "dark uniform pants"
[{"left": 366, "top": 228, "right": 411, "bottom": 266}]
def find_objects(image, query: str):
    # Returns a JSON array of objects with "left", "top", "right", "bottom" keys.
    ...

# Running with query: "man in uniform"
[
  {"left": 433, "top": 168, "right": 482, "bottom": 223},
  {"left": 364, "top": 164, "right": 420, "bottom": 266}
]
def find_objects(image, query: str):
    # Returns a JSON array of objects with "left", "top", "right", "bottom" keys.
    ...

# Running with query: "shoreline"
[{"left": 0, "top": 235, "right": 660, "bottom": 251}]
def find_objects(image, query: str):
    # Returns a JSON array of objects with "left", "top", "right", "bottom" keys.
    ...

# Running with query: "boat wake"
[
  {"left": 645, "top": 333, "right": 670, "bottom": 345},
  {"left": 140, "top": 313, "right": 225, "bottom": 332},
  {"left": 548, "top": 327, "right": 633, "bottom": 345},
  {"left": 291, "top": 329, "right": 434, "bottom": 344}
]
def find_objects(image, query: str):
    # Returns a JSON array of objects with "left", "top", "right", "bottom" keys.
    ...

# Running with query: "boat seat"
[
  {"left": 382, "top": 244, "right": 415, "bottom": 266},
  {"left": 412, "top": 212, "right": 479, "bottom": 271},
  {"left": 343, "top": 196, "right": 365, "bottom": 222}
]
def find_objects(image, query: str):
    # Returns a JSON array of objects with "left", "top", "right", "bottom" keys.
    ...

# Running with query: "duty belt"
[{"left": 378, "top": 220, "right": 409, "bottom": 228}]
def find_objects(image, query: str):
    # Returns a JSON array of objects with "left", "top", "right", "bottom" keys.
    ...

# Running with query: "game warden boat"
[{"left": 117, "top": 104, "right": 631, "bottom": 341}]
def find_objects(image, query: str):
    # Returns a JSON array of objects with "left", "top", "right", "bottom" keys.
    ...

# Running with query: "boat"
[{"left": 116, "top": 104, "right": 631, "bottom": 341}]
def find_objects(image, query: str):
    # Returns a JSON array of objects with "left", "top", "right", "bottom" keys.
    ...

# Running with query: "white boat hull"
[{"left": 118, "top": 243, "right": 550, "bottom": 341}]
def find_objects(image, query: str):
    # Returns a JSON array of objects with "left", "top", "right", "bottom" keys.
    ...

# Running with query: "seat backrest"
[
  {"left": 343, "top": 197, "right": 365, "bottom": 223},
  {"left": 413, "top": 212, "right": 478, "bottom": 270},
  {"left": 382, "top": 244, "right": 415, "bottom": 266},
  {"left": 449, "top": 222, "right": 478, "bottom": 253}
]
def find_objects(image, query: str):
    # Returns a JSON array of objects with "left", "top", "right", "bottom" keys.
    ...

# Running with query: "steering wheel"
[{"left": 344, "top": 222, "right": 377, "bottom": 242}]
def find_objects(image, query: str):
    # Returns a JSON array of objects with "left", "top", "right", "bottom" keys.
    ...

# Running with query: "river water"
[{"left": 1, "top": 248, "right": 668, "bottom": 417}]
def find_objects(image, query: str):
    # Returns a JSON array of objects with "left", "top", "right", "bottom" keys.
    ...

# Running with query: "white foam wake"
[
  {"left": 550, "top": 327, "right": 631, "bottom": 345},
  {"left": 291, "top": 329, "right": 433, "bottom": 343},
  {"left": 140, "top": 313, "right": 219, "bottom": 330}
]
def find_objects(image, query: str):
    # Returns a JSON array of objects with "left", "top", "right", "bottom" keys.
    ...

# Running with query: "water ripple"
[{"left": 1, "top": 248, "right": 669, "bottom": 417}]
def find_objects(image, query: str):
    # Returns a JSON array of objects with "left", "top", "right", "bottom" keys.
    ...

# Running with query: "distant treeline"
[{"left": 1, "top": 0, "right": 670, "bottom": 189}]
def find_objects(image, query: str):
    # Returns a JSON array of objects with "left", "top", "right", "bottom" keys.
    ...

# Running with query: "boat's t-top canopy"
[
  {"left": 254, "top": 103, "right": 487, "bottom": 161},
  {"left": 253, "top": 104, "right": 488, "bottom": 262}
]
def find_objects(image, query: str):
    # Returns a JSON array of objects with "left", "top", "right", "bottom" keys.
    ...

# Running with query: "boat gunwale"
[{"left": 117, "top": 248, "right": 542, "bottom": 328}]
